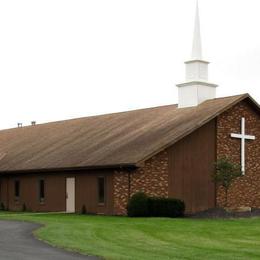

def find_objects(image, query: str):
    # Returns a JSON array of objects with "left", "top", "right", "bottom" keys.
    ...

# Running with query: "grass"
[{"left": 0, "top": 212, "right": 260, "bottom": 260}]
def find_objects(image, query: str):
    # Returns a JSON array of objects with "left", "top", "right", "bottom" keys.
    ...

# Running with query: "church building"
[{"left": 0, "top": 4, "right": 259, "bottom": 215}]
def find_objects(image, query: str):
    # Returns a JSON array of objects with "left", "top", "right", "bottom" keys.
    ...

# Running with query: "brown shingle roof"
[{"left": 0, "top": 93, "right": 258, "bottom": 173}]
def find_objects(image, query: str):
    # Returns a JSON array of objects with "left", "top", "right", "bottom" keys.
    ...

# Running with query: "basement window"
[
  {"left": 39, "top": 179, "right": 45, "bottom": 203},
  {"left": 14, "top": 180, "right": 20, "bottom": 200},
  {"left": 98, "top": 177, "right": 105, "bottom": 205}
]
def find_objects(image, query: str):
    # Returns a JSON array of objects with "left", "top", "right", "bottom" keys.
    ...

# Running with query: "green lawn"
[{"left": 0, "top": 212, "right": 260, "bottom": 260}]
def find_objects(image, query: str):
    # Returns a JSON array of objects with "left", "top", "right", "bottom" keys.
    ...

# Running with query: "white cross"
[{"left": 231, "top": 117, "right": 255, "bottom": 175}]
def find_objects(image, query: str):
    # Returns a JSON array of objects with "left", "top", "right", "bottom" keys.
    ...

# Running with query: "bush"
[
  {"left": 22, "top": 203, "right": 27, "bottom": 212},
  {"left": 0, "top": 202, "right": 5, "bottom": 211},
  {"left": 127, "top": 192, "right": 149, "bottom": 217},
  {"left": 127, "top": 192, "right": 185, "bottom": 218},
  {"left": 148, "top": 197, "right": 185, "bottom": 218},
  {"left": 81, "top": 205, "right": 87, "bottom": 214}
]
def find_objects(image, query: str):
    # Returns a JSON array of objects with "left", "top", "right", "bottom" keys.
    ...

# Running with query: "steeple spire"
[
  {"left": 191, "top": 0, "right": 202, "bottom": 60},
  {"left": 176, "top": 0, "right": 218, "bottom": 108}
]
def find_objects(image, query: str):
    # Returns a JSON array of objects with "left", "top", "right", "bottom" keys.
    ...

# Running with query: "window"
[
  {"left": 39, "top": 179, "right": 45, "bottom": 203},
  {"left": 14, "top": 180, "right": 20, "bottom": 200},
  {"left": 98, "top": 177, "right": 105, "bottom": 204}
]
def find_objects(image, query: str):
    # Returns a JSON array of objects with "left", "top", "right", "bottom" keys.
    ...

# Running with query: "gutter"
[{"left": 0, "top": 163, "right": 138, "bottom": 176}]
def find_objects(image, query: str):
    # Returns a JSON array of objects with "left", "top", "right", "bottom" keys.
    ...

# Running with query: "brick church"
[{"left": 0, "top": 4, "right": 259, "bottom": 215}]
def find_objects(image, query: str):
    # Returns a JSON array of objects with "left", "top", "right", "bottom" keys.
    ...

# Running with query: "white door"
[{"left": 66, "top": 177, "right": 75, "bottom": 213}]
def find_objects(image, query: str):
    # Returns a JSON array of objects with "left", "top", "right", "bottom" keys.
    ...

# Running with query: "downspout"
[
  {"left": 7, "top": 176, "right": 10, "bottom": 210},
  {"left": 127, "top": 169, "right": 131, "bottom": 199},
  {"left": 214, "top": 118, "right": 218, "bottom": 208},
  {"left": 122, "top": 167, "right": 133, "bottom": 201}
]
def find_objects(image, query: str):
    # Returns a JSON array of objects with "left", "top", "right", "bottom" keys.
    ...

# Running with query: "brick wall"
[
  {"left": 113, "top": 171, "right": 129, "bottom": 215},
  {"left": 113, "top": 150, "right": 169, "bottom": 215},
  {"left": 216, "top": 100, "right": 260, "bottom": 208}
]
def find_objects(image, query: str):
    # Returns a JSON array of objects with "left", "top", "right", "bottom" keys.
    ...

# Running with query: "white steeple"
[
  {"left": 176, "top": 0, "right": 217, "bottom": 108},
  {"left": 191, "top": 1, "right": 202, "bottom": 60}
]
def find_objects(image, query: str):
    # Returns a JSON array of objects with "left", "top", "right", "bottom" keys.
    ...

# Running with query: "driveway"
[{"left": 0, "top": 220, "right": 99, "bottom": 260}]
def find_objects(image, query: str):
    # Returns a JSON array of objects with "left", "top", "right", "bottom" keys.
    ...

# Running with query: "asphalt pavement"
[{"left": 0, "top": 220, "right": 99, "bottom": 260}]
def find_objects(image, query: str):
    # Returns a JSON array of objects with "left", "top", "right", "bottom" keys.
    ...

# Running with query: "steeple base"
[{"left": 176, "top": 81, "right": 218, "bottom": 108}]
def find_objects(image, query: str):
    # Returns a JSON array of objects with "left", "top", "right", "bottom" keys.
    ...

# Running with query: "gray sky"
[{"left": 0, "top": 0, "right": 259, "bottom": 129}]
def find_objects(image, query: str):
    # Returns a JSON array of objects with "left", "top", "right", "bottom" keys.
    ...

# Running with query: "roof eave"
[{"left": 0, "top": 163, "right": 138, "bottom": 175}]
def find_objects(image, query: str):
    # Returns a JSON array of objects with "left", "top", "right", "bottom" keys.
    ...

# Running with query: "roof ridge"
[
  {"left": 0, "top": 94, "right": 250, "bottom": 133},
  {"left": 0, "top": 93, "right": 252, "bottom": 134},
  {"left": 0, "top": 103, "right": 178, "bottom": 133}
]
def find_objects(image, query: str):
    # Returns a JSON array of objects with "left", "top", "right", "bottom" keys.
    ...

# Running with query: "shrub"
[
  {"left": 81, "top": 205, "right": 87, "bottom": 214},
  {"left": 212, "top": 156, "right": 242, "bottom": 207},
  {"left": 0, "top": 202, "right": 5, "bottom": 211},
  {"left": 127, "top": 192, "right": 185, "bottom": 218},
  {"left": 127, "top": 192, "right": 149, "bottom": 217},
  {"left": 22, "top": 203, "right": 27, "bottom": 212},
  {"left": 148, "top": 197, "right": 185, "bottom": 218}
]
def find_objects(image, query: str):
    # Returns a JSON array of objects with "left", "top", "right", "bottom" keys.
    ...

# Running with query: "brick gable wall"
[{"left": 216, "top": 100, "right": 260, "bottom": 208}]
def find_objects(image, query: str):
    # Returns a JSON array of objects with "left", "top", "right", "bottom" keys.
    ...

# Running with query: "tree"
[{"left": 212, "top": 156, "right": 242, "bottom": 208}]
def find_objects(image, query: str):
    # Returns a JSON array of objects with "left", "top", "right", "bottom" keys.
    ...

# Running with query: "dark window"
[
  {"left": 98, "top": 177, "right": 105, "bottom": 204},
  {"left": 14, "top": 180, "right": 20, "bottom": 199},
  {"left": 39, "top": 179, "right": 45, "bottom": 202}
]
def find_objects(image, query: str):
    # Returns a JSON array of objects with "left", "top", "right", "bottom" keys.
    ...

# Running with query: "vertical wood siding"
[
  {"left": 0, "top": 170, "right": 114, "bottom": 214},
  {"left": 167, "top": 120, "right": 216, "bottom": 213},
  {"left": 75, "top": 170, "right": 114, "bottom": 215}
]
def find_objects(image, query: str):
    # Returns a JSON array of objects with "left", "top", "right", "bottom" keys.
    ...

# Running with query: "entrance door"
[{"left": 66, "top": 177, "right": 75, "bottom": 213}]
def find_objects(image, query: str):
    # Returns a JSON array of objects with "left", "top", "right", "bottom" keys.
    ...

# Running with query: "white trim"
[
  {"left": 185, "top": 59, "right": 210, "bottom": 64},
  {"left": 176, "top": 81, "right": 218, "bottom": 88}
]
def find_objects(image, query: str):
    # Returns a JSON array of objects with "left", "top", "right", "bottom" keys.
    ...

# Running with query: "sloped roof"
[{"left": 0, "top": 93, "right": 258, "bottom": 173}]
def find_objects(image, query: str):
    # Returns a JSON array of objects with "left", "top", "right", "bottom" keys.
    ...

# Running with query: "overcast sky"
[{"left": 0, "top": 0, "right": 259, "bottom": 129}]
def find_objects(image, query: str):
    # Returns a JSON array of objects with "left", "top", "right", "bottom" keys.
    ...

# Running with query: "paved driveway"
[{"left": 0, "top": 220, "right": 98, "bottom": 260}]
